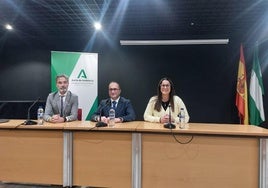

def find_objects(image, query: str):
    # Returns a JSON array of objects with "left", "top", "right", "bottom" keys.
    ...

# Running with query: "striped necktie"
[{"left": 112, "top": 101, "right": 117, "bottom": 109}]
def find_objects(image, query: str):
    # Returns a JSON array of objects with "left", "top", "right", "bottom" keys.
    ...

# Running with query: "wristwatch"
[{"left": 95, "top": 116, "right": 99, "bottom": 122}]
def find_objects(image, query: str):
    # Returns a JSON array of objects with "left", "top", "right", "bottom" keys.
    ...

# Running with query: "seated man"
[
  {"left": 91, "top": 81, "right": 136, "bottom": 124},
  {"left": 44, "top": 74, "right": 78, "bottom": 123}
]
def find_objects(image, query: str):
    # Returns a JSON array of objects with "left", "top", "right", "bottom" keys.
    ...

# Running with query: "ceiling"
[{"left": 0, "top": 0, "right": 268, "bottom": 43}]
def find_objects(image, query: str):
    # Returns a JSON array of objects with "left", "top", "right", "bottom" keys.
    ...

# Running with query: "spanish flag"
[{"left": 235, "top": 44, "right": 249, "bottom": 124}]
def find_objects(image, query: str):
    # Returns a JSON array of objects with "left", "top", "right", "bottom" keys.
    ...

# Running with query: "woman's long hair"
[{"left": 154, "top": 77, "right": 176, "bottom": 112}]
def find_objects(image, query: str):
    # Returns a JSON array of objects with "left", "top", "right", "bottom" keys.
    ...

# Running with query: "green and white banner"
[
  {"left": 51, "top": 51, "right": 98, "bottom": 120},
  {"left": 249, "top": 46, "right": 265, "bottom": 126}
]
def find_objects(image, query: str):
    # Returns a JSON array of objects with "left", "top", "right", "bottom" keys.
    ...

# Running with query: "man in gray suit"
[{"left": 44, "top": 74, "right": 78, "bottom": 123}]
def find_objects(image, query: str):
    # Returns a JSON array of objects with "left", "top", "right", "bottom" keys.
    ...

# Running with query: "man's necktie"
[
  {"left": 60, "top": 96, "right": 64, "bottom": 117},
  {"left": 112, "top": 101, "right": 117, "bottom": 109}
]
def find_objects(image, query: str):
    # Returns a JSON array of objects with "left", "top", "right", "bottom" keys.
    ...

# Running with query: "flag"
[
  {"left": 249, "top": 46, "right": 265, "bottom": 126},
  {"left": 236, "top": 45, "right": 249, "bottom": 124}
]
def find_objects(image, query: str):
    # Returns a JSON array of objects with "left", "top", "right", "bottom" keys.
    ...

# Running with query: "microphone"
[
  {"left": 22, "top": 97, "right": 40, "bottom": 125},
  {"left": 96, "top": 99, "right": 110, "bottom": 127},
  {"left": 164, "top": 104, "right": 176, "bottom": 129}
]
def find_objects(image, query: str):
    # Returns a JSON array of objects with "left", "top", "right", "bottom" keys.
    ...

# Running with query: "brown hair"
[{"left": 154, "top": 77, "right": 176, "bottom": 112}]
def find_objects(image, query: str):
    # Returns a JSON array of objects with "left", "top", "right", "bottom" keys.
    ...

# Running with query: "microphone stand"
[
  {"left": 22, "top": 98, "right": 40, "bottom": 125},
  {"left": 96, "top": 99, "right": 110, "bottom": 127},
  {"left": 164, "top": 104, "right": 176, "bottom": 129}
]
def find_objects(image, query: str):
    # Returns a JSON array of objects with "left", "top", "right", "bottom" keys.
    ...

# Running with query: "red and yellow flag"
[{"left": 235, "top": 44, "right": 249, "bottom": 124}]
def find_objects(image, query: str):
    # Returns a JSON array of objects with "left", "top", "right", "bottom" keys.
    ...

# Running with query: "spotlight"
[
  {"left": 94, "top": 22, "right": 102, "bottom": 30},
  {"left": 5, "top": 24, "right": 13, "bottom": 30}
]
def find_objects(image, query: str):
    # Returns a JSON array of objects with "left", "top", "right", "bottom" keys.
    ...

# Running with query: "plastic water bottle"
[
  {"left": 109, "top": 108, "right": 115, "bottom": 127},
  {"left": 37, "top": 106, "right": 44, "bottom": 125},
  {"left": 179, "top": 108, "right": 185, "bottom": 129}
]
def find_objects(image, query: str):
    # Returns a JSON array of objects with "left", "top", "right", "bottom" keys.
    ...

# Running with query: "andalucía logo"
[
  {"left": 71, "top": 69, "right": 94, "bottom": 85},
  {"left": 77, "top": 69, "right": 87, "bottom": 79}
]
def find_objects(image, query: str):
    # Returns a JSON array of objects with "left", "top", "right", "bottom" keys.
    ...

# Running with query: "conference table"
[{"left": 0, "top": 120, "right": 267, "bottom": 188}]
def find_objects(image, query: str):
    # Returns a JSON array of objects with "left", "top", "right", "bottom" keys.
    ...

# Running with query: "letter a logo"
[{"left": 77, "top": 69, "right": 87, "bottom": 79}]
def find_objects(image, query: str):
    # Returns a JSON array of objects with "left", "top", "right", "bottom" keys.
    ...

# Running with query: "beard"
[{"left": 59, "top": 87, "right": 67, "bottom": 93}]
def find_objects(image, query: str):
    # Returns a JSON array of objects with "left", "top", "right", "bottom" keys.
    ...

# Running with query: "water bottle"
[
  {"left": 109, "top": 108, "right": 115, "bottom": 127},
  {"left": 179, "top": 108, "right": 185, "bottom": 129},
  {"left": 37, "top": 106, "right": 44, "bottom": 125}
]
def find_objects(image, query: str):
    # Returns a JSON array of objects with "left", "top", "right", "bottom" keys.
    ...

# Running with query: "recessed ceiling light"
[
  {"left": 5, "top": 24, "right": 13, "bottom": 30},
  {"left": 94, "top": 22, "right": 102, "bottom": 30}
]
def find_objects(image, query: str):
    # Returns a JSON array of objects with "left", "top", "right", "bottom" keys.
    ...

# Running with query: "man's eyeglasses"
[
  {"left": 161, "top": 84, "right": 170, "bottom": 88},
  {"left": 109, "top": 88, "right": 120, "bottom": 91}
]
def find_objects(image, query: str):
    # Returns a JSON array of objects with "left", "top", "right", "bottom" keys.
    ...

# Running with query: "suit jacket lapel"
[
  {"left": 64, "top": 91, "right": 71, "bottom": 115},
  {"left": 115, "top": 98, "right": 123, "bottom": 116},
  {"left": 55, "top": 94, "right": 61, "bottom": 114}
]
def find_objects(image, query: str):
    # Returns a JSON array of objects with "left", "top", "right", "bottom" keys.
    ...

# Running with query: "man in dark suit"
[
  {"left": 91, "top": 81, "right": 136, "bottom": 123},
  {"left": 44, "top": 74, "right": 78, "bottom": 123}
]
